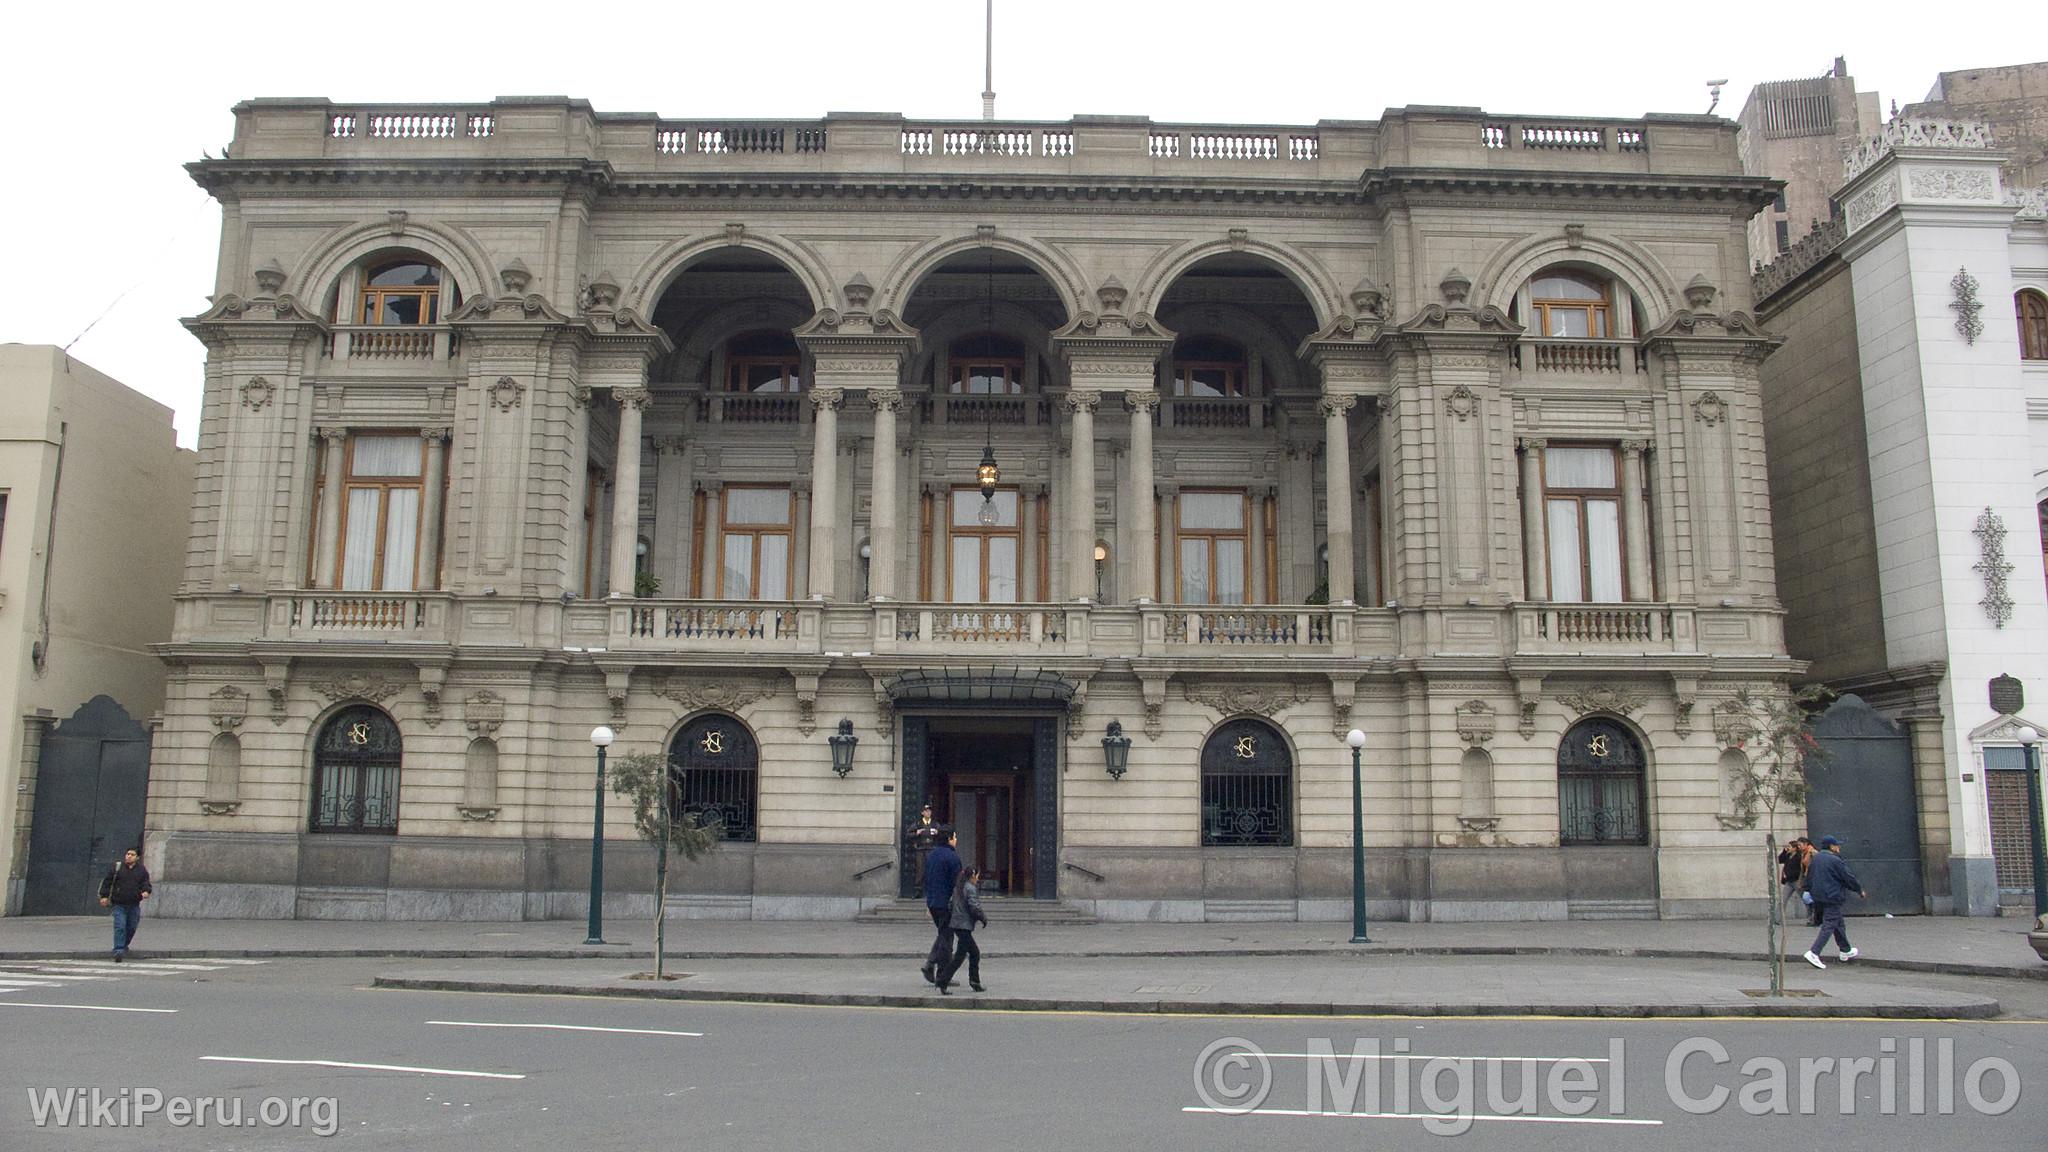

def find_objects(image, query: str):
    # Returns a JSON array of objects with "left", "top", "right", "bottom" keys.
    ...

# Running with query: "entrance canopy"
[{"left": 883, "top": 667, "right": 1076, "bottom": 708}]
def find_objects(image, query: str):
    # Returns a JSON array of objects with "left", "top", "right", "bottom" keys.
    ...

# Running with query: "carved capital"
[
  {"left": 1517, "top": 437, "right": 1547, "bottom": 453},
  {"left": 1620, "top": 439, "right": 1648, "bottom": 455},
  {"left": 614, "top": 386, "right": 653, "bottom": 413},
  {"left": 1318, "top": 395, "right": 1358, "bottom": 420},
  {"left": 1125, "top": 390, "right": 1161, "bottom": 415},
  {"left": 1060, "top": 392, "right": 1101, "bottom": 416},
  {"left": 420, "top": 427, "right": 452, "bottom": 444},
  {"left": 318, "top": 427, "right": 350, "bottom": 445},
  {"left": 810, "top": 386, "right": 846, "bottom": 413},
  {"left": 868, "top": 387, "right": 904, "bottom": 413}
]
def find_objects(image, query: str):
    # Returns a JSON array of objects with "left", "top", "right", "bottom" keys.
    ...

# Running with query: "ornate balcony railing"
[
  {"left": 896, "top": 605, "right": 1069, "bottom": 643},
  {"left": 1161, "top": 397, "right": 1267, "bottom": 429},
  {"left": 294, "top": 594, "right": 426, "bottom": 631},
  {"left": 1512, "top": 339, "right": 1643, "bottom": 375},
  {"left": 1514, "top": 604, "right": 1691, "bottom": 653},
  {"left": 328, "top": 326, "right": 455, "bottom": 361},
  {"left": 631, "top": 603, "right": 803, "bottom": 641},
  {"left": 703, "top": 394, "right": 803, "bottom": 424},
  {"left": 1162, "top": 608, "right": 1330, "bottom": 646}
]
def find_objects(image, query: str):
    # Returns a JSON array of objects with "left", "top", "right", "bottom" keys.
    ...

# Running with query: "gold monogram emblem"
[
  {"left": 700, "top": 730, "right": 725, "bottom": 755},
  {"left": 1587, "top": 734, "right": 1611, "bottom": 758},
  {"left": 347, "top": 722, "right": 371, "bottom": 746},
  {"left": 1233, "top": 735, "right": 1257, "bottom": 759}
]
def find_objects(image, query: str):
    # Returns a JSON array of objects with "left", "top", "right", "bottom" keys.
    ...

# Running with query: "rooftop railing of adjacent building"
[{"left": 221, "top": 100, "right": 1739, "bottom": 180}]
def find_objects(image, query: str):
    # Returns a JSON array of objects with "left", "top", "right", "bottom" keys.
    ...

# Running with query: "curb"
[
  {"left": 2, "top": 944, "right": 2041, "bottom": 982},
  {"left": 368, "top": 975, "right": 2003, "bottom": 1020}
]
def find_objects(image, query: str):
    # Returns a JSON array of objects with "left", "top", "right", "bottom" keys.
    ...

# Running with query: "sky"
[{"left": 0, "top": 3, "right": 2019, "bottom": 447}]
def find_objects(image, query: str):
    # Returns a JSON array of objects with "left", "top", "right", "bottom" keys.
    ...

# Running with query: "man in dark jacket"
[
  {"left": 920, "top": 830, "right": 962, "bottom": 985},
  {"left": 97, "top": 848, "right": 153, "bottom": 962},
  {"left": 1801, "top": 835, "right": 1866, "bottom": 970}
]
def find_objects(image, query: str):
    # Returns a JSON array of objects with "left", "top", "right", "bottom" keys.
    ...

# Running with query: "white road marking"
[
  {"left": 202, "top": 1057, "right": 525, "bottom": 1080},
  {"left": 0, "top": 1002, "right": 178, "bottom": 1013},
  {"left": 52, "top": 962, "right": 221, "bottom": 972},
  {"left": 173, "top": 958, "right": 269, "bottom": 965},
  {"left": 0, "top": 967, "right": 121, "bottom": 979},
  {"left": 427, "top": 1020, "right": 704, "bottom": 1038},
  {"left": 1185, "top": 1107, "right": 1660, "bottom": 1127},
  {"left": 0, "top": 979, "right": 74, "bottom": 988},
  {"left": 1262, "top": 1052, "right": 1614, "bottom": 1064}
]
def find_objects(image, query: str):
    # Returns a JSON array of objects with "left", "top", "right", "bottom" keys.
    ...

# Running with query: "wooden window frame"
[
  {"left": 1170, "top": 359, "right": 1246, "bottom": 398},
  {"left": 1539, "top": 443, "right": 1625, "bottom": 604},
  {"left": 357, "top": 260, "right": 443, "bottom": 327},
  {"left": 945, "top": 486, "right": 1022, "bottom": 602},
  {"left": 725, "top": 355, "right": 804, "bottom": 394},
  {"left": 2019, "top": 290, "right": 2048, "bottom": 361},
  {"left": 333, "top": 432, "right": 427, "bottom": 592},
  {"left": 717, "top": 485, "right": 795, "bottom": 600},
  {"left": 949, "top": 358, "right": 1025, "bottom": 395},
  {"left": 1174, "top": 488, "right": 1250, "bottom": 605},
  {"left": 1529, "top": 273, "right": 1613, "bottom": 339}
]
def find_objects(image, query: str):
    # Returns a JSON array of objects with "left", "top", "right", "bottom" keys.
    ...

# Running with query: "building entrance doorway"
[{"left": 900, "top": 714, "right": 1057, "bottom": 899}]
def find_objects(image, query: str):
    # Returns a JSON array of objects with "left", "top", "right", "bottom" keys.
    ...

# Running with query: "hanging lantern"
[{"left": 977, "top": 428, "right": 1001, "bottom": 524}]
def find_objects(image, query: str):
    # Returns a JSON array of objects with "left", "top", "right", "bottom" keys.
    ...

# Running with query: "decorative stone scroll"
[
  {"left": 488, "top": 377, "right": 526, "bottom": 412},
  {"left": 207, "top": 685, "right": 250, "bottom": 732},
  {"left": 309, "top": 673, "right": 403, "bottom": 704},
  {"left": 1951, "top": 268, "right": 1984, "bottom": 345},
  {"left": 1182, "top": 682, "right": 1312, "bottom": 718},
  {"left": 464, "top": 691, "right": 506, "bottom": 736},
  {"left": 240, "top": 377, "right": 276, "bottom": 411},
  {"left": 1558, "top": 684, "right": 1647, "bottom": 718},
  {"left": 1691, "top": 391, "right": 1727, "bottom": 427},
  {"left": 1454, "top": 699, "right": 1497, "bottom": 746},
  {"left": 654, "top": 675, "right": 779, "bottom": 713}
]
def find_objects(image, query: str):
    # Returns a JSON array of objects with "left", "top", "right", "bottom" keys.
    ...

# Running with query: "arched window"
[
  {"left": 2018, "top": 290, "right": 2048, "bottom": 361},
  {"left": 1557, "top": 718, "right": 1646, "bottom": 845},
  {"left": 359, "top": 259, "right": 445, "bottom": 326},
  {"left": 1171, "top": 335, "right": 1247, "bottom": 397},
  {"left": 724, "top": 330, "right": 803, "bottom": 393},
  {"left": 311, "top": 705, "right": 402, "bottom": 834},
  {"left": 668, "top": 713, "right": 759, "bottom": 841},
  {"left": 1528, "top": 272, "right": 1613, "bottom": 338},
  {"left": 1200, "top": 718, "right": 1293, "bottom": 846},
  {"left": 948, "top": 333, "right": 1026, "bottom": 394}
]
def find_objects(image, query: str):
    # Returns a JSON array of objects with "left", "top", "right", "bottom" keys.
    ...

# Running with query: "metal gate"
[
  {"left": 1805, "top": 693, "right": 1924, "bottom": 914},
  {"left": 23, "top": 696, "right": 152, "bottom": 916}
]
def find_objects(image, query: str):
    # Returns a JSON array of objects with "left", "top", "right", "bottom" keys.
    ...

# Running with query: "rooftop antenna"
[
  {"left": 1706, "top": 79, "right": 1728, "bottom": 116},
  {"left": 981, "top": 0, "right": 996, "bottom": 121}
]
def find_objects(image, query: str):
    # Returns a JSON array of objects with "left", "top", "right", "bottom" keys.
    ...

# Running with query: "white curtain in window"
[
  {"left": 1179, "top": 492, "right": 1245, "bottom": 530},
  {"left": 987, "top": 538, "right": 1019, "bottom": 603},
  {"left": 952, "top": 489, "right": 1018, "bottom": 527},
  {"left": 1180, "top": 539, "right": 1211, "bottom": 603},
  {"left": 353, "top": 435, "right": 422, "bottom": 477},
  {"left": 381, "top": 488, "right": 420, "bottom": 592},
  {"left": 951, "top": 538, "right": 981, "bottom": 601},
  {"left": 723, "top": 536, "right": 754, "bottom": 598},
  {"left": 1214, "top": 542, "right": 1247, "bottom": 605},
  {"left": 1545, "top": 447, "right": 1615, "bottom": 489},
  {"left": 341, "top": 489, "right": 382, "bottom": 591},
  {"left": 1546, "top": 500, "right": 1582, "bottom": 602},
  {"left": 757, "top": 535, "right": 790, "bottom": 599},
  {"left": 725, "top": 488, "right": 790, "bottom": 525},
  {"left": 1586, "top": 499, "right": 1622, "bottom": 602}
]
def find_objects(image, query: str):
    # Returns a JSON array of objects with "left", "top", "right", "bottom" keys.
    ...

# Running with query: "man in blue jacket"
[
  {"left": 1802, "top": 835, "right": 1867, "bottom": 970},
  {"left": 920, "top": 829, "right": 962, "bottom": 985}
]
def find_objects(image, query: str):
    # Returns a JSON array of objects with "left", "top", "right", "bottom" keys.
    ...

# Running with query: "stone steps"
[{"left": 856, "top": 899, "right": 1097, "bottom": 925}]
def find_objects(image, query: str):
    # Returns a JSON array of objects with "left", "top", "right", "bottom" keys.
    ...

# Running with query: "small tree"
[
  {"left": 1721, "top": 685, "right": 1831, "bottom": 996},
  {"left": 609, "top": 751, "right": 720, "bottom": 979}
]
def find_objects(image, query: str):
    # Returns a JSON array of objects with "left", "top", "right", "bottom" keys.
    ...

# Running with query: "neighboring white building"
[
  {"left": 151, "top": 97, "right": 1802, "bottom": 923},
  {"left": 0, "top": 346, "right": 195, "bottom": 914},
  {"left": 1756, "top": 120, "right": 2048, "bottom": 915}
]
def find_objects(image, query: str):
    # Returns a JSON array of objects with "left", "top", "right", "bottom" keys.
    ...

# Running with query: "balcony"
[
  {"left": 1514, "top": 603, "right": 1694, "bottom": 655},
  {"left": 1511, "top": 339, "right": 1644, "bottom": 376},
  {"left": 1159, "top": 397, "right": 1269, "bottom": 430},
  {"left": 328, "top": 325, "right": 457, "bottom": 363},
  {"left": 702, "top": 394, "right": 804, "bottom": 424}
]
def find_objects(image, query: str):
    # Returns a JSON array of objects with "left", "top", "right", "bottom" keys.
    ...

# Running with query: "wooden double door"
[{"left": 948, "top": 773, "right": 1019, "bottom": 895}]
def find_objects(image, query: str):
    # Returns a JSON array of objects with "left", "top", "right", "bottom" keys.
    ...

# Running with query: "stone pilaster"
[{"left": 806, "top": 388, "right": 844, "bottom": 599}]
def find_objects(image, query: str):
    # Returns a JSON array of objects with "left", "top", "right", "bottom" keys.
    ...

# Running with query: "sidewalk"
[
  {"left": 2, "top": 913, "right": 2040, "bottom": 979},
  {"left": 370, "top": 953, "right": 2003, "bottom": 1020}
]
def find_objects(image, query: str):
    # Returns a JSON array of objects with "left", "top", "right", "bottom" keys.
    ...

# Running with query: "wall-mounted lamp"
[
  {"left": 1102, "top": 720, "right": 1131, "bottom": 780},
  {"left": 829, "top": 718, "right": 860, "bottom": 778}
]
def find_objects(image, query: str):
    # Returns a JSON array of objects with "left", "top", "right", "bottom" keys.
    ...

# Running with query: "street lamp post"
[
  {"left": 1346, "top": 727, "right": 1370, "bottom": 944},
  {"left": 2022, "top": 730, "right": 2047, "bottom": 923},
  {"left": 585, "top": 725, "right": 615, "bottom": 945}
]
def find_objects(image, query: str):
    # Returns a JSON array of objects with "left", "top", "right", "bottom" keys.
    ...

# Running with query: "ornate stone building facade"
[{"left": 150, "top": 98, "right": 1797, "bottom": 922}]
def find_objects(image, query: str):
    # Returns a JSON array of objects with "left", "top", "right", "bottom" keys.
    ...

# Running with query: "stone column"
[
  {"left": 1518, "top": 438, "right": 1547, "bottom": 600},
  {"left": 1320, "top": 396, "right": 1357, "bottom": 604},
  {"left": 418, "top": 428, "right": 450, "bottom": 590},
  {"left": 1064, "top": 393, "right": 1101, "bottom": 601},
  {"left": 1621, "top": 440, "right": 1652, "bottom": 601},
  {"left": 1159, "top": 486, "right": 1178, "bottom": 601},
  {"left": 868, "top": 389, "right": 903, "bottom": 600},
  {"left": 313, "top": 428, "right": 349, "bottom": 589},
  {"left": 806, "top": 388, "right": 844, "bottom": 599},
  {"left": 1020, "top": 484, "right": 1040, "bottom": 601},
  {"left": 1126, "top": 391, "right": 1159, "bottom": 602},
  {"left": 607, "top": 388, "right": 651, "bottom": 598}
]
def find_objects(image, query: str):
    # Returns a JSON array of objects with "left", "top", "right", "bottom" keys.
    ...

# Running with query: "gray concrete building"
[
  {"left": 149, "top": 97, "right": 1800, "bottom": 923},
  {"left": 1736, "top": 57, "right": 1881, "bottom": 266}
]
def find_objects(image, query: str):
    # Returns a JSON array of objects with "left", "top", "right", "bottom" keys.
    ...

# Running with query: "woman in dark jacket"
[{"left": 938, "top": 867, "right": 988, "bottom": 994}]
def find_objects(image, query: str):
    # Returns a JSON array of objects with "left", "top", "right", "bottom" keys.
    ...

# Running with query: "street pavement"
[{"left": 0, "top": 956, "right": 2042, "bottom": 1150}]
